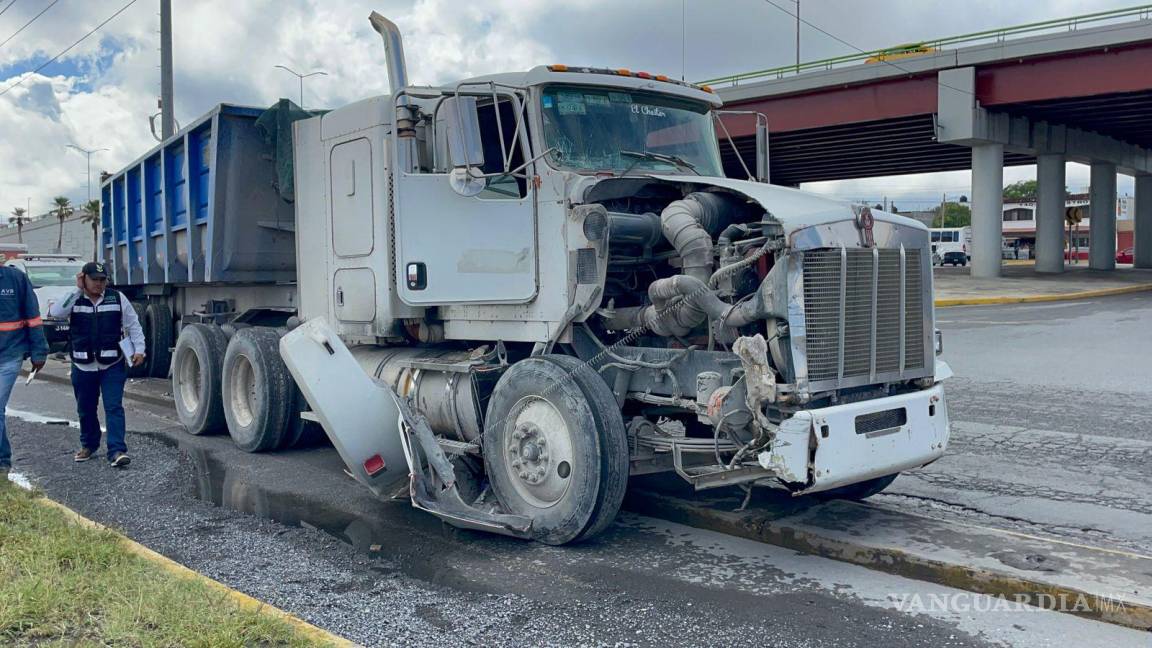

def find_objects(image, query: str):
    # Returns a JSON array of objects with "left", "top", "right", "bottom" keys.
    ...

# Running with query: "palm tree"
[
  {"left": 9, "top": 207, "right": 30, "bottom": 243},
  {"left": 52, "top": 196, "right": 72, "bottom": 253},
  {"left": 81, "top": 199, "right": 101, "bottom": 260}
]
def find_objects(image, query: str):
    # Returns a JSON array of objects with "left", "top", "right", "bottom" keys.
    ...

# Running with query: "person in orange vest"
[{"left": 0, "top": 264, "right": 48, "bottom": 480}]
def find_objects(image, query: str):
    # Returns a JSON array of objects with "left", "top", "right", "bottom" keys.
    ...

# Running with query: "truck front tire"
[
  {"left": 221, "top": 327, "right": 294, "bottom": 453},
  {"left": 483, "top": 356, "right": 627, "bottom": 545},
  {"left": 172, "top": 324, "right": 228, "bottom": 435}
]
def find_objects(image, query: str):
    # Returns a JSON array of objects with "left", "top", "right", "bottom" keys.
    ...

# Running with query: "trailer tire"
[
  {"left": 172, "top": 324, "right": 228, "bottom": 435},
  {"left": 482, "top": 356, "right": 622, "bottom": 545},
  {"left": 816, "top": 473, "right": 899, "bottom": 501},
  {"left": 222, "top": 327, "right": 293, "bottom": 453},
  {"left": 127, "top": 302, "right": 149, "bottom": 378},
  {"left": 539, "top": 354, "right": 629, "bottom": 542},
  {"left": 145, "top": 303, "right": 174, "bottom": 378}
]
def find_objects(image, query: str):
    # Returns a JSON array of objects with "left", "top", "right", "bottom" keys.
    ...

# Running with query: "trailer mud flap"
[{"left": 279, "top": 318, "right": 408, "bottom": 496}]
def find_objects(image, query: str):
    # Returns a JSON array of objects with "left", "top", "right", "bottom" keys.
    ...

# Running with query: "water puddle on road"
[
  {"left": 176, "top": 446, "right": 499, "bottom": 594},
  {"left": 181, "top": 447, "right": 400, "bottom": 553}
]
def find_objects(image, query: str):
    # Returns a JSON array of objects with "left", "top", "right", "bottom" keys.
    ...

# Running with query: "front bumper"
[{"left": 762, "top": 366, "right": 951, "bottom": 495}]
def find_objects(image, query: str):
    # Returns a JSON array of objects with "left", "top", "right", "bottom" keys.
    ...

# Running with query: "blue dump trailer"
[{"left": 100, "top": 102, "right": 308, "bottom": 379}]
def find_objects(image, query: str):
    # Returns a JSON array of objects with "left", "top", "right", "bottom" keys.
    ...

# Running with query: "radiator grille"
[{"left": 801, "top": 247, "right": 927, "bottom": 387}]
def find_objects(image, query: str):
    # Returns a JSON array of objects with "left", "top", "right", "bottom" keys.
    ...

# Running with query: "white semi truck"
[{"left": 101, "top": 13, "right": 951, "bottom": 544}]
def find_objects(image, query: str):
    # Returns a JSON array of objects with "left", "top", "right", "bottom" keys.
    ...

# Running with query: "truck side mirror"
[
  {"left": 441, "top": 96, "right": 487, "bottom": 197},
  {"left": 755, "top": 119, "right": 770, "bottom": 184},
  {"left": 442, "top": 96, "right": 485, "bottom": 170}
]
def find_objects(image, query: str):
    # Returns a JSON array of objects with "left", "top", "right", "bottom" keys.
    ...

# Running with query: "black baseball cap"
[{"left": 82, "top": 262, "right": 108, "bottom": 279}]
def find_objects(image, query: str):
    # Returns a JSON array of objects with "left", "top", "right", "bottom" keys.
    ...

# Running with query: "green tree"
[
  {"left": 933, "top": 201, "right": 971, "bottom": 228},
  {"left": 81, "top": 199, "right": 101, "bottom": 260},
  {"left": 52, "top": 196, "right": 72, "bottom": 253},
  {"left": 1003, "top": 180, "right": 1038, "bottom": 201},
  {"left": 9, "top": 207, "right": 30, "bottom": 243}
]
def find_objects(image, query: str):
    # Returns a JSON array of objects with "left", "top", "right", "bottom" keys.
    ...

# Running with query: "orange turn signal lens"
[
  {"left": 616, "top": 68, "right": 631, "bottom": 76},
  {"left": 548, "top": 64, "right": 568, "bottom": 72},
  {"left": 655, "top": 74, "right": 669, "bottom": 81}
]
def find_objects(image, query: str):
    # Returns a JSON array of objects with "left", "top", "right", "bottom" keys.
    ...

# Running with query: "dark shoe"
[
  {"left": 74, "top": 448, "right": 96, "bottom": 462},
  {"left": 109, "top": 452, "right": 131, "bottom": 468},
  {"left": 0, "top": 465, "right": 9, "bottom": 481}
]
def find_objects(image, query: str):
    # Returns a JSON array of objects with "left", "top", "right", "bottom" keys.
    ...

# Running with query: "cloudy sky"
[{"left": 0, "top": 0, "right": 1142, "bottom": 217}]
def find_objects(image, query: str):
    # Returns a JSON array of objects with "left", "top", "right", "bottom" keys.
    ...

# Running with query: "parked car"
[
  {"left": 942, "top": 251, "right": 967, "bottom": 266},
  {"left": 5, "top": 254, "right": 86, "bottom": 351},
  {"left": 1117, "top": 247, "right": 1135, "bottom": 264}
]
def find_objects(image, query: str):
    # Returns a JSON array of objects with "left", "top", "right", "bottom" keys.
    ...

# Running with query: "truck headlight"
[{"left": 934, "top": 329, "right": 943, "bottom": 356}]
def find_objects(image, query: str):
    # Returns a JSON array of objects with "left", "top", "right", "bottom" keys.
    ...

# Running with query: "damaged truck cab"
[{"left": 279, "top": 13, "right": 951, "bottom": 544}]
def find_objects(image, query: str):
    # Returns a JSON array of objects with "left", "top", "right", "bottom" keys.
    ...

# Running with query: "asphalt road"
[
  {"left": 873, "top": 292, "right": 1152, "bottom": 555},
  {"left": 4, "top": 373, "right": 1146, "bottom": 646},
  {"left": 3, "top": 292, "right": 1151, "bottom": 646}
]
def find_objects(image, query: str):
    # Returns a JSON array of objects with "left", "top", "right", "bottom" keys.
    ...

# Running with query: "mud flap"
[{"left": 279, "top": 318, "right": 408, "bottom": 496}]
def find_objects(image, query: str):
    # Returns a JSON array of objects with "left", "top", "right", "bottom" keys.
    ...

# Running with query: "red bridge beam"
[
  {"left": 976, "top": 42, "right": 1152, "bottom": 105},
  {"left": 721, "top": 77, "right": 938, "bottom": 137}
]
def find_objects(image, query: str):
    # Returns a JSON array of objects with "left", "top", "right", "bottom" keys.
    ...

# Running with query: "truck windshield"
[
  {"left": 24, "top": 264, "right": 82, "bottom": 288},
  {"left": 539, "top": 85, "right": 723, "bottom": 176}
]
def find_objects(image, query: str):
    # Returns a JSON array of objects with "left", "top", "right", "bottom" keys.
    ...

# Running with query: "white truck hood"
[{"left": 650, "top": 175, "right": 926, "bottom": 235}]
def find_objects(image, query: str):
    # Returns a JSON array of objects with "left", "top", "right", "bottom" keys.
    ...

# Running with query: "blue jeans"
[
  {"left": 0, "top": 358, "right": 22, "bottom": 468},
  {"left": 71, "top": 360, "right": 128, "bottom": 459}
]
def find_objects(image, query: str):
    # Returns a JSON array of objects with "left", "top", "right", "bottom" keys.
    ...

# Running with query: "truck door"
[{"left": 393, "top": 91, "right": 537, "bottom": 305}]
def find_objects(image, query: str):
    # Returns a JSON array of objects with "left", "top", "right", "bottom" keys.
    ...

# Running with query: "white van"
[{"left": 930, "top": 227, "right": 972, "bottom": 265}]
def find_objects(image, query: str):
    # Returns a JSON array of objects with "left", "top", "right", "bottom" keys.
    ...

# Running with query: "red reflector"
[
  {"left": 636, "top": 71, "right": 651, "bottom": 79},
  {"left": 363, "top": 454, "right": 386, "bottom": 476}
]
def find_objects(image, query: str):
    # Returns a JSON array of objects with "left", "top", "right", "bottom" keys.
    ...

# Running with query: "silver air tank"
[{"left": 348, "top": 346, "right": 486, "bottom": 443}]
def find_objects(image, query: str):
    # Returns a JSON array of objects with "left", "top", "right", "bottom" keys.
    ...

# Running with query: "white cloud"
[{"left": 0, "top": 0, "right": 1144, "bottom": 218}]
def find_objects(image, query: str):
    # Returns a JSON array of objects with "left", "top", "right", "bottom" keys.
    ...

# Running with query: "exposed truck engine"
[{"left": 101, "top": 12, "right": 951, "bottom": 545}]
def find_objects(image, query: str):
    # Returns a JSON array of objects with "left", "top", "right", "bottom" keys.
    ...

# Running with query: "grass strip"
[{"left": 0, "top": 482, "right": 332, "bottom": 647}]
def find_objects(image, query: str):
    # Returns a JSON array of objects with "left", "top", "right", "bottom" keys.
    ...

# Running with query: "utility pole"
[
  {"left": 795, "top": 0, "right": 800, "bottom": 73},
  {"left": 160, "top": 0, "right": 174, "bottom": 139},
  {"left": 66, "top": 145, "right": 109, "bottom": 202},
  {"left": 274, "top": 65, "right": 328, "bottom": 107}
]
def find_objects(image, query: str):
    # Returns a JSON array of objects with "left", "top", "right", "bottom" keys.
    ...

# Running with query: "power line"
[
  {"left": 0, "top": 1, "right": 19, "bottom": 20},
  {"left": 0, "top": 0, "right": 139, "bottom": 98},
  {"left": 0, "top": 0, "right": 59, "bottom": 50}
]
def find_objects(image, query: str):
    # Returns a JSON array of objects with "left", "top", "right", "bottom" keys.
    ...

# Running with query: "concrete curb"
[
  {"left": 934, "top": 282, "right": 1152, "bottom": 307},
  {"left": 625, "top": 490, "right": 1152, "bottom": 631},
  {"left": 35, "top": 496, "right": 360, "bottom": 648}
]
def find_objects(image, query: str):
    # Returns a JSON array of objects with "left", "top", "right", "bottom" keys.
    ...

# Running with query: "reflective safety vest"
[{"left": 69, "top": 291, "right": 124, "bottom": 366}]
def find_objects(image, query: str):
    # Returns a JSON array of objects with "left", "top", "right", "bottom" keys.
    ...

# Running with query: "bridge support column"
[
  {"left": 1136, "top": 175, "right": 1152, "bottom": 269},
  {"left": 1089, "top": 162, "right": 1117, "bottom": 271},
  {"left": 1035, "top": 154, "right": 1066, "bottom": 274},
  {"left": 970, "top": 143, "right": 1004, "bottom": 278}
]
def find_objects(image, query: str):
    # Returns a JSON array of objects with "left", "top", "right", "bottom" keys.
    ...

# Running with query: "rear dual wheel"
[{"left": 482, "top": 355, "right": 628, "bottom": 545}]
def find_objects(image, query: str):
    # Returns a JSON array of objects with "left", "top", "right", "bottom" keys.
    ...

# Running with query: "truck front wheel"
[
  {"left": 221, "top": 328, "right": 294, "bottom": 453},
  {"left": 482, "top": 356, "right": 627, "bottom": 545},
  {"left": 172, "top": 324, "right": 228, "bottom": 435}
]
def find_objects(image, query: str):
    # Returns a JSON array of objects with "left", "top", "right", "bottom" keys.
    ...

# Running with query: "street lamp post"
[
  {"left": 274, "top": 65, "right": 328, "bottom": 107},
  {"left": 66, "top": 144, "right": 110, "bottom": 202}
]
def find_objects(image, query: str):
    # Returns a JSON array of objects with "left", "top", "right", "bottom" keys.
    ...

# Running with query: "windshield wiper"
[{"left": 619, "top": 150, "right": 700, "bottom": 176}]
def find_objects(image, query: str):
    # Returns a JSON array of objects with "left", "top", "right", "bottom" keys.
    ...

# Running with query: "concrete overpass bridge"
[{"left": 705, "top": 5, "right": 1152, "bottom": 277}]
